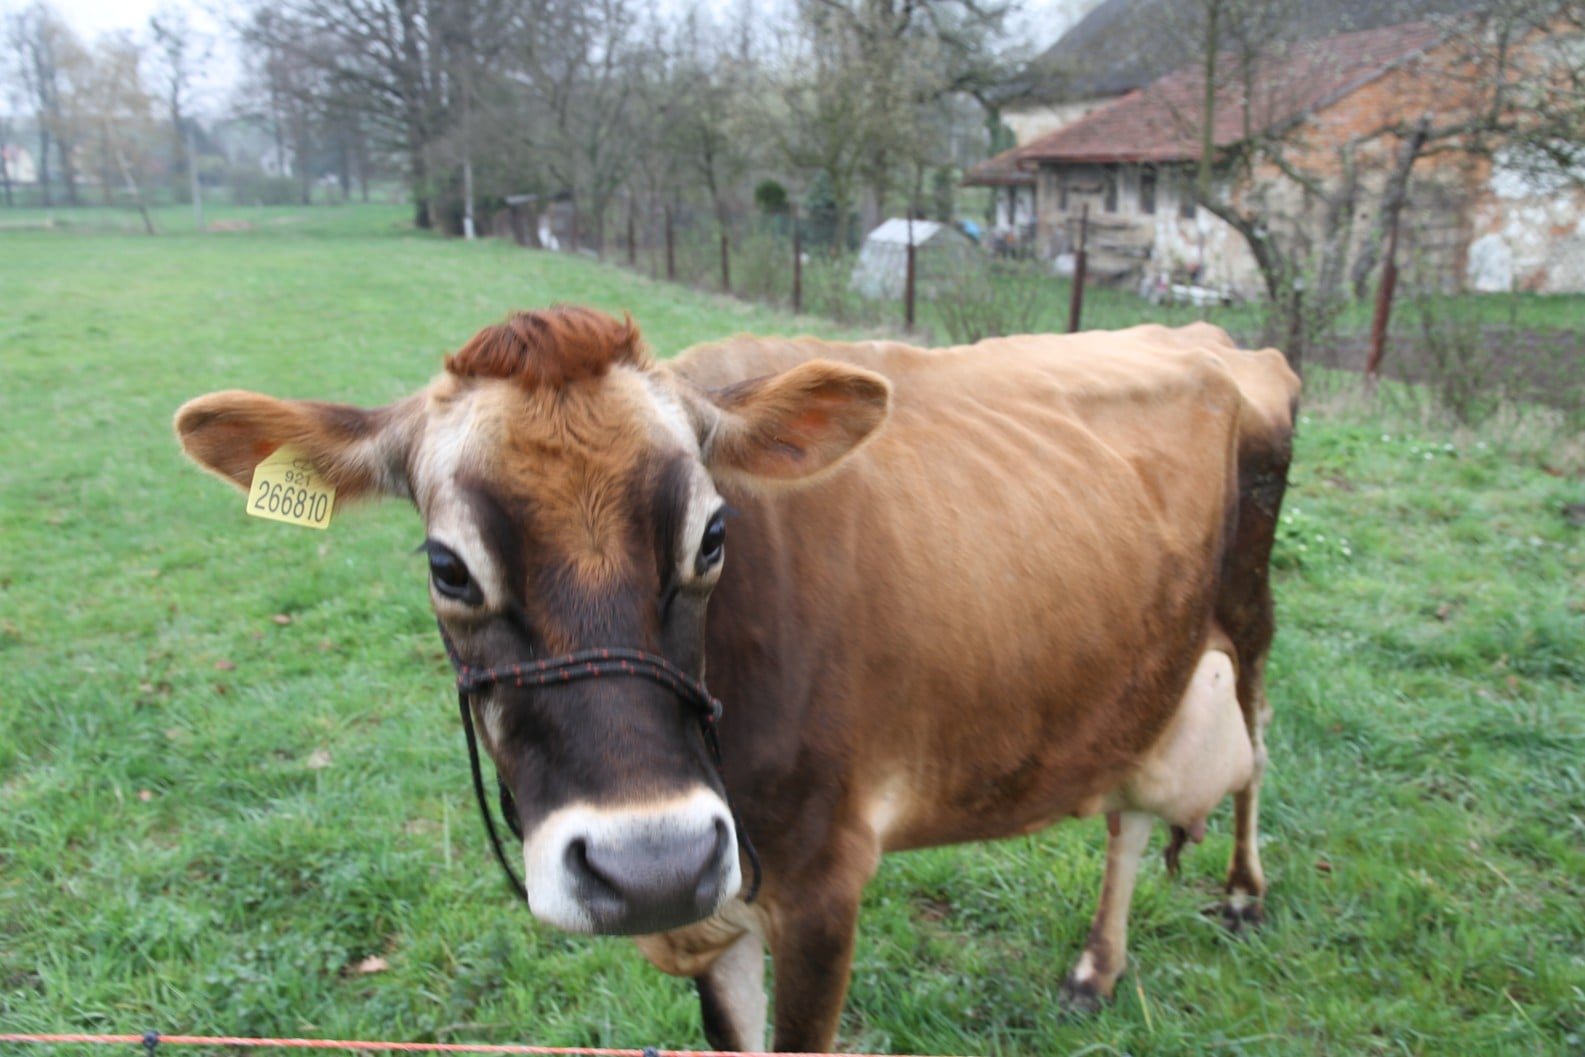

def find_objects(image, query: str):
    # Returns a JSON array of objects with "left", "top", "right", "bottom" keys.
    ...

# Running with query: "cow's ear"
[
  {"left": 699, "top": 360, "right": 891, "bottom": 486},
  {"left": 174, "top": 390, "right": 417, "bottom": 503}
]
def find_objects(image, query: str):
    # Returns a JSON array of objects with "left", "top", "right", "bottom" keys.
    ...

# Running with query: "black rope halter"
[{"left": 438, "top": 625, "right": 762, "bottom": 908}]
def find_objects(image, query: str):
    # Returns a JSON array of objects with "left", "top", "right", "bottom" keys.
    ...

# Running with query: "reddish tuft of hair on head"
[{"left": 444, "top": 305, "right": 648, "bottom": 390}]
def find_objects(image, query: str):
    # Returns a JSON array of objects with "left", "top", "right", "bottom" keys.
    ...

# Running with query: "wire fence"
[
  {"left": 0, "top": 1033, "right": 953, "bottom": 1057},
  {"left": 486, "top": 195, "right": 1089, "bottom": 346}
]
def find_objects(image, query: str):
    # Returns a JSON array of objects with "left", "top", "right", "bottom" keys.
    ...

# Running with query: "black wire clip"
[{"left": 141, "top": 1032, "right": 160, "bottom": 1057}]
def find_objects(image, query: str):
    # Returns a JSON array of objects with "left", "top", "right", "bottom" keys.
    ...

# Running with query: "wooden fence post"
[
  {"left": 627, "top": 197, "right": 637, "bottom": 267},
  {"left": 665, "top": 205, "right": 676, "bottom": 281},
  {"left": 792, "top": 205, "right": 803, "bottom": 314},
  {"left": 904, "top": 220, "right": 917, "bottom": 331},
  {"left": 1365, "top": 213, "right": 1400, "bottom": 385},
  {"left": 720, "top": 227, "right": 731, "bottom": 293},
  {"left": 1067, "top": 204, "right": 1088, "bottom": 333}
]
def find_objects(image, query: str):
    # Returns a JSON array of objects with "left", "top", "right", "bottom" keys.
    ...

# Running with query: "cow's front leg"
[
  {"left": 693, "top": 928, "right": 767, "bottom": 1052},
  {"left": 768, "top": 883, "right": 863, "bottom": 1052},
  {"left": 1062, "top": 809, "right": 1154, "bottom": 1013}
]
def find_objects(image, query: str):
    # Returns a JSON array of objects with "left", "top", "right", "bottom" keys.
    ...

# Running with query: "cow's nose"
[
  {"left": 520, "top": 789, "right": 742, "bottom": 934},
  {"left": 562, "top": 816, "right": 731, "bottom": 934}
]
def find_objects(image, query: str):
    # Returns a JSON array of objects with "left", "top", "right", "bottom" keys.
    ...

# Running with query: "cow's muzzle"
[
  {"left": 524, "top": 788, "right": 742, "bottom": 934},
  {"left": 437, "top": 629, "right": 762, "bottom": 914}
]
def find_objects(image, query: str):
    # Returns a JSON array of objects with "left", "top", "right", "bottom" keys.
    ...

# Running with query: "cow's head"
[{"left": 175, "top": 306, "right": 890, "bottom": 935}]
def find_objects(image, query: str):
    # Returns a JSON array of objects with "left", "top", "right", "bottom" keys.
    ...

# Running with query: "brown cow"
[{"left": 175, "top": 307, "right": 1299, "bottom": 1052}]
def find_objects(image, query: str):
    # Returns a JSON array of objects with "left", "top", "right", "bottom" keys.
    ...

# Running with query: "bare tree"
[
  {"left": 660, "top": 9, "right": 758, "bottom": 277},
  {"left": 240, "top": 0, "right": 518, "bottom": 228},
  {"left": 513, "top": 0, "right": 654, "bottom": 254},
  {"left": 791, "top": 0, "right": 1016, "bottom": 231},
  {"left": 84, "top": 29, "right": 158, "bottom": 231},
  {"left": 7, "top": 2, "right": 89, "bottom": 206},
  {"left": 149, "top": 5, "right": 208, "bottom": 204},
  {"left": 1126, "top": 0, "right": 1585, "bottom": 365},
  {"left": 768, "top": 10, "right": 871, "bottom": 249},
  {"left": 0, "top": 81, "right": 18, "bottom": 206}
]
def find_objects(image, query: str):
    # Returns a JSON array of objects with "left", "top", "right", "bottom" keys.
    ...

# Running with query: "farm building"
[{"left": 967, "top": 0, "right": 1584, "bottom": 295}]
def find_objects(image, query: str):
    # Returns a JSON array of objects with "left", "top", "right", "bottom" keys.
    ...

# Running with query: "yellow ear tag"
[{"left": 246, "top": 446, "right": 336, "bottom": 530}]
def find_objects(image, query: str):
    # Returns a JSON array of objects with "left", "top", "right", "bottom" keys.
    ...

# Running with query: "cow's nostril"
[
  {"left": 564, "top": 837, "right": 621, "bottom": 902},
  {"left": 562, "top": 821, "right": 727, "bottom": 935}
]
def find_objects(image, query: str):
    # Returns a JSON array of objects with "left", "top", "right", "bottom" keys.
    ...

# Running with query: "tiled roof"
[
  {"left": 1016, "top": 20, "right": 1448, "bottom": 164},
  {"left": 1004, "top": 0, "right": 1478, "bottom": 105},
  {"left": 962, "top": 146, "right": 1035, "bottom": 187}
]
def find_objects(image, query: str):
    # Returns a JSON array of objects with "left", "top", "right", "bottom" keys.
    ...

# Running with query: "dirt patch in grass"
[{"left": 1317, "top": 326, "right": 1585, "bottom": 419}]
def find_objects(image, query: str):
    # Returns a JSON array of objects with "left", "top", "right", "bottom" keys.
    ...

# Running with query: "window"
[
  {"left": 1140, "top": 168, "right": 1157, "bottom": 215},
  {"left": 1179, "top": 177, "right": 1196, "bottom": 219},
  {"left": 1104, "top": 166, "right": 1118, "bottom": 213},
  {"left": 1058, "top": 172, "right": 1069, "bottom": 211}
]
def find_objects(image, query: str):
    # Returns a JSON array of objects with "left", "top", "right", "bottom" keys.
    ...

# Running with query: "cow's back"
[{"left": 675, "top": 325, "right": 1298, "bottom": 854}]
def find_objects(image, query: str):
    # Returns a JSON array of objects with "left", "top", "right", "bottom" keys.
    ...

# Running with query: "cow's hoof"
[
  {"left": 1217, "top": 894, "right": 1265, "bottom": 934},
  {"left": 1058, "top": 973, "right": 1109, "bottom": 1017}
]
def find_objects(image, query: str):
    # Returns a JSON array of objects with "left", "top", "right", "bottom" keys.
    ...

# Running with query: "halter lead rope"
[{"left": 439, "top": 628, "right": 763, "bottom": 907}]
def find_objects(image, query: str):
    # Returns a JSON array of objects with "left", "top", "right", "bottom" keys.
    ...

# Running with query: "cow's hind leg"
[
  {"left": 1223, "top": 691, "right": 1271, "bottom": 931},
  {"left": 694, "top": 929, "right": 767, "bottom": 1052},
  {"left": 1061, "top": 809, "right": 1153, "bottom": 1014}
]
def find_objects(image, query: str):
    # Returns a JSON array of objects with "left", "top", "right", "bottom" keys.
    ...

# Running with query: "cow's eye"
[
  {"left": 426, "top": 543, "right": 476, "bottom": 601},
  {"left": 697, "top": 512, "right": 727, "bottom": 571}
]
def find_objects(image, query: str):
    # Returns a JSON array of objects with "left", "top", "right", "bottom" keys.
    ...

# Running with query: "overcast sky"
[
  {"left": 5, "top": 0, "right": 1097, "bottom": 115},
  {"left": 25, "top": 0, "right": 1097, "bottom": 52},
  {"left": 2, "top": 0, "right": 240, "bottom": 108}
]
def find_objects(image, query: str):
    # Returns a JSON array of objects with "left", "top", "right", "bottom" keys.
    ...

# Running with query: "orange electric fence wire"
[{"left": 0, "top": 1034, "right": 952, "bottom": 1057}]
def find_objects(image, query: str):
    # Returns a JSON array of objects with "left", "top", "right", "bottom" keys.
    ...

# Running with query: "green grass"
[{"left": 2, "top": 204, "right": 1582, "bottom": 1056}]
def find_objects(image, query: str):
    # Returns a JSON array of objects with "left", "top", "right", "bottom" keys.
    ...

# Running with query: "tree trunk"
[
  {"left": 1350, "top": 115, "right": 1431, "bottom": 298},
  {"left": 57, "top": 133, "right": 80, "bottom": 206},
  {"left": 1198, "top": 0, "right": 1220, "bottom": 199},
  {"left": 169, "top": 102, "right": 187, "bottom": 196},
  {"left": 0, "top": 135, "right": 12, "bottom": 206},
  {"left": 188, "top": 126, "right": 203, "bottom": 231},
  {"left": 108, "top": 122, "right": 156, "bottom": 236},
  {"left": 337, "top": 138, "right": 351, "bottom": 201},
  {"left": 410, "top": 139, "right": 432, "bottom": 229},
  {"left": 398, "top": 0, "right": 433, "bottom": 229},
  {"left": 37, "top": 126, "right": 52, "bottom": 206},
  {"left": 99, "top": 127, "right": 114, "bottom": 206},
  {"left": 1198, "top": 195, "right": 1305, "bottom": 369},
  {"left": 1365, "top": 217, "right": 1400, "bottom": 383},
  {"left": 299, "top": 146, "right": 313, "bottom": 205}
]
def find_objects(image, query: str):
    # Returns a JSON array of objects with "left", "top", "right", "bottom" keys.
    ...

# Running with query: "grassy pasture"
[{"left": 1, "top": 205, "right": 1581, "bottom": 1056}]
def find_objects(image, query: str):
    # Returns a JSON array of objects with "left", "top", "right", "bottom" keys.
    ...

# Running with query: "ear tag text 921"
[{"left": 245, "top": 446, "right": 336, "bottom": 530}]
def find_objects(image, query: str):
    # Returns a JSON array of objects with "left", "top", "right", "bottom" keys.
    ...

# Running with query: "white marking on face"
[
  {"left": 642, "top": 371, "right": 699, "bottom": 454},
  {"left": 481, "top": 695, "right": 508, "bottom": 752},
  {"left": 411, "top": 384, "right": 510, "bottom": 611},
  {"left": 636, "top": 371, "right": 727, "bottom": 589}
]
